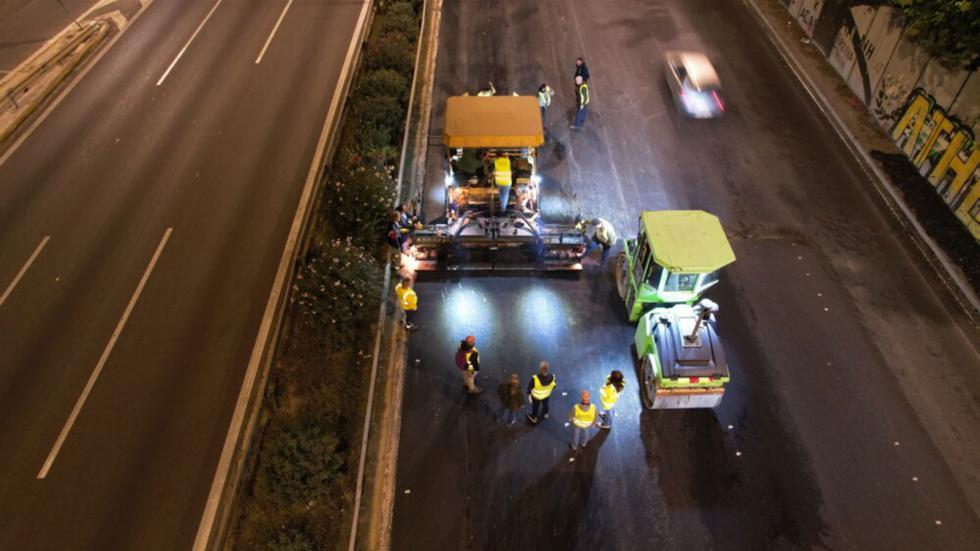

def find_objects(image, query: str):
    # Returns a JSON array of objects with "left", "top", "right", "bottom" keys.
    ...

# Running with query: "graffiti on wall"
[{"left": 891, "top": 89, "right": 980, "bottom": 237}]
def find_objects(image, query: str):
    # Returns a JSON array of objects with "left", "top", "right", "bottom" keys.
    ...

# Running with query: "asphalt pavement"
[
  {"left": 0, "top": 0, "right": 138, "bottom": 72},
  {"left": 391, "top": 0, "right": 980, "bottom": 549},
  {"left": 0, "top": 0, "right": 362, "bottom": 548}
]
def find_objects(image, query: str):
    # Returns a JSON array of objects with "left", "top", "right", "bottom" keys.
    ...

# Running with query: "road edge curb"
[
  {"left": 350, "top": 0, "right": 443, "bottom": 548},
  {"left": 739, "top": 0, "right": 980, "bottom": 321}
]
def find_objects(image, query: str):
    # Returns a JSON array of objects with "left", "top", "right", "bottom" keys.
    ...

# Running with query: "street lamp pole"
[{"left": 54, "top": 0, "right": 84, "bottom": 30}]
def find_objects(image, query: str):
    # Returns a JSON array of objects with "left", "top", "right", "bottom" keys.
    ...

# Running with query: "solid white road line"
[
  {"left": 156, "top": 0, "right": 225, "bottom": 86},
  {"left": 191, "top": 1, "right": 373, "bottom": 548},
  {"left": 0, "top": 236, "right": 50, "bottom": 308},
  {"left": 37, "top": 227, "right": 173, "bottom": 479},
  {"left": 255, "top": 0, "right": 294, "bottom": 64}
]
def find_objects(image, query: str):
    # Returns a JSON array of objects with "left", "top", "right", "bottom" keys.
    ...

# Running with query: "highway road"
[
  {"left": 0, "top": 0, "right": 126, "bottom": 72},
  {"left": 0, "top": 0, "right": 363, "bottom": 548},
  {"left": 392, "top": 0, "right": 980, "bottom": 549}
]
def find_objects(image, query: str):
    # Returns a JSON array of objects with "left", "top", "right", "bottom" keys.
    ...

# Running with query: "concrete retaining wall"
[{"left": 779, "top": 0, "right": 979, "bottom": 239}]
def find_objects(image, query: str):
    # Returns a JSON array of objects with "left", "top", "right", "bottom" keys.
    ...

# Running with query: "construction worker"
[
  {"left": 537, "top": 83, "right": 553, "bottom": 126},
  {"left": 526, "top": 361, "right": 556, "bottom": 424},
  {"left": 582, "top": 217, "right": 617, "bottom": 266},
  {"left": 568, "top": 390, "right": 598, "bottom": 450},
  {"left": 493, "top": 156, "right": 513, "bottom": 211},
  {"left": 476, "top": 81, "right": 496, "bottom": 96},
  {"left": 574, "top": 56, "right": 590, "bottom": 82},
  {"left": 498, "top": 373, "right": 524, "bottom": 428},
  {"left": 387, "top": 210, "right": 412, "bottom": 252},
  {"left": 571, "top": 75, "right": 589, "bottom": 130},
  {"left": 395, "top": 277, "right": 418, "bottom": 330},
  {"left": 598, "top": 370, "right": 625, "bottom": 429},
  {"left": 454, "top": 335, "right": 483, "bottom": 394}
]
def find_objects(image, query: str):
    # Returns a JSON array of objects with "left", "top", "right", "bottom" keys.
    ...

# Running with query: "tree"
[{"left": 894, "top": 0, "right": 980, "bottom": 70}]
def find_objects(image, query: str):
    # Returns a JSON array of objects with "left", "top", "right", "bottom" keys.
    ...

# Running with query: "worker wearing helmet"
[
  {"left": 598, "top": 370, "right": 625, "bottom": 429},
  {"left": 582, "top": 218, "right": 617, "bottom": 266},
  {"left": 455, "top": 335, "right": 483, "bottom": 394},
  {"left": 569, "top": 390, "right": 598, "bottom": 451},
  {"left": 526, "top": 361, "right": 556, "bottom": 424}
]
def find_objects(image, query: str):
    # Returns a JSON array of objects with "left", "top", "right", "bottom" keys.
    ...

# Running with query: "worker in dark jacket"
[
  {"left": 574, "top": 57, "right": 590, "bottom": 82},
  {"left": 498, "top": 373, "right": 524, "bottom": 427},
  {"left": 526, "top": 361, "right": 556, "bottom": 424}
]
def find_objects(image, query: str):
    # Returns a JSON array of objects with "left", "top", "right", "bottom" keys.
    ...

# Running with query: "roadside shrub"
[
  {"left": 364, "top": 31, "right": 415, "bottom": 76},
  {"left": 355, "top": 68, "right": 409, "bottom": 104},
  {"left": 294, "top": 234, "right": 384, "bottom": 346},
  {"left": 254, "top": 410, "right": 347, "bottom": 508},
  {"left": 871, "top": 151, "right": 980, "bottom": 292},
  {"left": 319, "top": 165, "right": 396, "bottom": 246},
  {"left": 378, "top": 2, "right": 419, "bottom": 42},
  {"left": 353, "top": 94, "right": 404, "bottom": 147}
]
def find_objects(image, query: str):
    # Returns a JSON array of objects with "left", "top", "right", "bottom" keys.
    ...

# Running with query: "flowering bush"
[
  {"left": 293, "top": 236, "right": 383, "bottom": 349},
  {"left": 319, "top": 165, "right": 396, "bottom": 247}
]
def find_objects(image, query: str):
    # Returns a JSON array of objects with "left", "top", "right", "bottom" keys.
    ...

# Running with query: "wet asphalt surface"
[{"left": 392, "top": 0, "right": 980, "bottom": 550}]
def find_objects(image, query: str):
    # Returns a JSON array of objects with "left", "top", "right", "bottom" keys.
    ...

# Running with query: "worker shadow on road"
[{"left": 491, "top": 430, "right": 610, "bottom": 551}]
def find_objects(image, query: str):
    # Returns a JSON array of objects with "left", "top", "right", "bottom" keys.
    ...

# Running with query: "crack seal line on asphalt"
[
  {"left": 0, "top": 235, "right": 50, "bottom": 307},
  {"left": 0, "top": 0, "right": 155, "bottom": 169},
  {"left": 156, "top": 0, "right": 225, "bottom": 86},
  {"left": 739, "top": 0, "right": 980, "bottom": 320},
  {"left": 37, "top": 227, "right": 173, "bottom": 479},
  {"left": 254, "top": 0, "right": 294, "bottom": 64},
  {"left": 190, "top": 1, "right": 374, "bottom": 549}
]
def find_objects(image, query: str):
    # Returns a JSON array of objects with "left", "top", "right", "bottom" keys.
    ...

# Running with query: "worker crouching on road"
[
  {"left": 526, "top": 361, "right": 556, "bottom": 424},
  {"left": 582, "top": 218, "right": 617, "bottom": 266},
  {"left": 598, "top": 370, "right": 625, "bottom": 429},
  {"left": 395, "top": 277, "right": 418, "bottom": 331},
  {"left": 455, "top": 335, "right": 483, "bottom": 394},
  {"left": 569, "top": 390, "right": 598, "bottom": 451},
  {"left": 498, "top": 373, "right": 524, "bottom": 428}
]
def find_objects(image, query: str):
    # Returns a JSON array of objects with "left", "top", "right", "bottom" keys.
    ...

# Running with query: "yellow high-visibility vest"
[
  {"left": 399, "top": 287, "right": 417, "bottom": 311},
  {"left": 572, "top": 403, "right": 596, "bottom": 428},
  {"left": 599, "top": 382, "right": 622, "bottom": 410},
  {"left": 494, "top": 157, "right": 512, "bottom": 187},
  {"left": 530, "top": 374, "right": 556, "bottom": 400}
]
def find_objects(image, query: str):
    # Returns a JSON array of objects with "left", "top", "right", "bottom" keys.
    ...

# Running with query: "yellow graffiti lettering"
[
  {"left": 891, "top": 93, "right": 932, "bottom": 158},
  {"left": 931, "top": 140, "right": 980, "bottom": 203},
  {"left": 953, "top": 183, "right": 980, "bottom": 240},
  {"left": 913, "top": 111, "right": 954, "bottom": 168}
]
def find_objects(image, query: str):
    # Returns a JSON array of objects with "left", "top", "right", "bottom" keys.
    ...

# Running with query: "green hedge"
[{"left": 233, "top": 1, "right": 421, "bottom": 549}]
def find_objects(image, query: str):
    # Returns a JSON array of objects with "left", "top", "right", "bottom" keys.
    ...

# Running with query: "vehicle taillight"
[{"left": 712, "top": 90, "right": 724, "bottom": 112}]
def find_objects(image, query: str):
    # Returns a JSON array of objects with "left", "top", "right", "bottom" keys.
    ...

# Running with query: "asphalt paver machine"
[
  {"left": 410, "top": 95, "right": 586, "bottom": 270},
  {"left": 616, "top": 210, "right": 737, "bottom": 409}
]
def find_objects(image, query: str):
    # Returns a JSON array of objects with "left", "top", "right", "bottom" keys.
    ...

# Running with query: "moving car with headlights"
[{"left": 664, "top": 51, "right": 725, "bottom": 118}]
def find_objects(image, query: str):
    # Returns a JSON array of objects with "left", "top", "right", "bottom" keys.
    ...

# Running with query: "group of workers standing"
[
  {"left": 535, "top": 56, "right": 592, "bottom": 133},
  {"left": 457, "top": 335, "right": 626, "bottom": 451}
]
